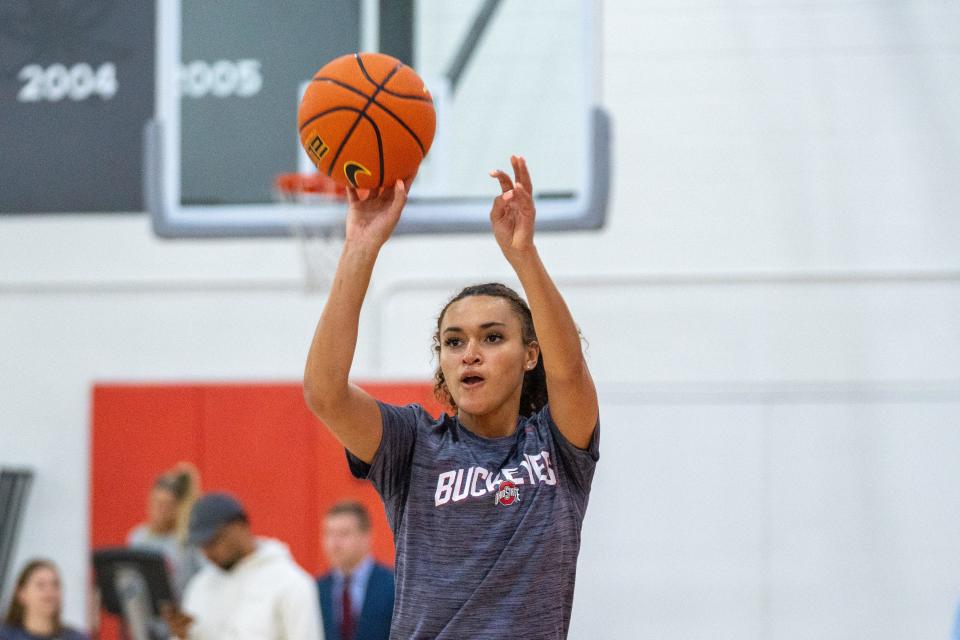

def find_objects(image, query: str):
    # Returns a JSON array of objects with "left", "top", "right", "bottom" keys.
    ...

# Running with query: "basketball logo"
[
  {"left": 308, "top": 136, "right": 329, "bottom": 163},
  {"left": 495, "top": 480, "right": 520, "bottom": 506},
  {"left": 343, "top": 161, "right": 371, "bottom": 188}
]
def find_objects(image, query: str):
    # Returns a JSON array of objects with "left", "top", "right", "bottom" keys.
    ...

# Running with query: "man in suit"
[{"left": 317, "top": 501, "right": 394, "bottom": 640}]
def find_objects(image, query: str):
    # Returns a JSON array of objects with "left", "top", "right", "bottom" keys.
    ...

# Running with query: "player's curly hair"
[{"left": 432, "top": 283, "right": 547, "bottom": 417}]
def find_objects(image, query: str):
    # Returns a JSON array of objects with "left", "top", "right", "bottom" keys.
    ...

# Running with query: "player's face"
[
  {"left": 323, "top": 514, "right": 370, "bottom": 572},
  {"left": 439, "top": 296, "right": 537, "bottom": 418},
  {"left": 17, "top": 566, "right": 61, "bottom": 619}
]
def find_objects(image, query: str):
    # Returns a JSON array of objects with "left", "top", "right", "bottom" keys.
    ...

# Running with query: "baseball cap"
[{"left": 187, "top": 492, "right": 247, "bottom": 546}]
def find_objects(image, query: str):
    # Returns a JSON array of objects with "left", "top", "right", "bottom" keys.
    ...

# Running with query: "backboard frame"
[{"left": 147, "top": 0, "right": 610, "bottom": 239}]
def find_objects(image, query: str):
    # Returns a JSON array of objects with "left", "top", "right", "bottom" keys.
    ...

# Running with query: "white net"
[
  {"left": 274, "top": 172, "right": 347, "bottom": 293},
  {"left": 291, "top": 221, "right": 344, "bottom": 293}
]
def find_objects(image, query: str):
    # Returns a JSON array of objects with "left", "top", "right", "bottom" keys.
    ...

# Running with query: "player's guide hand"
[{"left": 490, "top": 155, "right": 537, "bottom": 258}]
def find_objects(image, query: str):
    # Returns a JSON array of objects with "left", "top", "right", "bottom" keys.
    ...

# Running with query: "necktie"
[{"left": 341, "top": 573, "right": 354, "bottom": 640}]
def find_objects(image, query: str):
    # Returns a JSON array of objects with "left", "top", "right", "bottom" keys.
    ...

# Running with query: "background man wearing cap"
[{"left": 162, "top": 492, "right": 324, "bottom": 639}]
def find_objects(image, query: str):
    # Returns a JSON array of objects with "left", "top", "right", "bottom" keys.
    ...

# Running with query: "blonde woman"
[{"left": 127, "top": 462, "right": 205, "bottom": 601}]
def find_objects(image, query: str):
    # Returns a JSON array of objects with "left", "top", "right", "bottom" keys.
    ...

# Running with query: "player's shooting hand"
[
  {"left": 344, "top": 179, "right": 410, "bottom": 251},
  {"left": 489, "top": 155, "right": 536, "bottom": 259},
  {"left": 161, "top": 602, "right": 194, "bottom": 639}
]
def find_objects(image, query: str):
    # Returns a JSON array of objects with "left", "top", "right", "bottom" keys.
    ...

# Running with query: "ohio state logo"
[{"left": 495, "top": 480, "right": 520, "bottom": 506}]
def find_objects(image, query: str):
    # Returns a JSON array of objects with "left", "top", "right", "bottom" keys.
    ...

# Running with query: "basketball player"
[{"left": 304, "top": 156, "right": 599, "bottom": 639}]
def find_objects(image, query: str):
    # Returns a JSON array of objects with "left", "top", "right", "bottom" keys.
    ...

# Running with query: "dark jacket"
[
  {"left": 0, "top": 625, "right": 88, "bottom": 640},
  {"left": 318, "top": 563, "right": 394, "bottom": 640}
]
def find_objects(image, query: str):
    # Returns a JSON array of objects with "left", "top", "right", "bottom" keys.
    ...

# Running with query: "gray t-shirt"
[
  {"left": 348, "top": 402, "right": 599, "bottom": 640},
  {"left": 127, "top": 525, "right": 205, "bottom": 602}
]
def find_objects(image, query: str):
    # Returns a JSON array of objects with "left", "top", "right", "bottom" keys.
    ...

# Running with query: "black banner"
[{"left": 0, "top": 1, "right": 154, "bottom": 213}]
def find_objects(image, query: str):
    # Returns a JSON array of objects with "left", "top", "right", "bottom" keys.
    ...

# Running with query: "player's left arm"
[{"left": 490, "top": 156, "right": 598, "bottom": 449}]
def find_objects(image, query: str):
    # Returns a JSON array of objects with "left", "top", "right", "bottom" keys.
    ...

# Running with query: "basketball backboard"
[{"left": 148, "top": 0, "right": 610, "bottom": 238}]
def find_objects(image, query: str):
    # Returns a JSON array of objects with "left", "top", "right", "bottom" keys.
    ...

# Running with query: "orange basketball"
[{"left": 297, "top": 52, "right": 436, "bottom": 190}]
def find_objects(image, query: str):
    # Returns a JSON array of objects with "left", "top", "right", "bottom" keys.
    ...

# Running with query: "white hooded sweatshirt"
[{"left": 181, "top": 538, "right": 323, "bottom": 640}]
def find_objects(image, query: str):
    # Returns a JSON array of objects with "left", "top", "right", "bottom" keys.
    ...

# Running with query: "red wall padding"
[{"left": 91, "top": 381, "right": 441, "bottom": 635}]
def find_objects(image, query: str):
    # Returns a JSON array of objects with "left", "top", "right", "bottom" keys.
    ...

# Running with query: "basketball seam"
[
  {"left": 311, "top": 77, "right": 427, "bottom": 154},
  {"left": 297, "top": 106, "right": 384, "bottom": 183},
  {"left": 323, "top": 55, "right": 402, "bottom": 188},
  {"left": 355, "top": 54, "right": 433, "bottom": 102}
]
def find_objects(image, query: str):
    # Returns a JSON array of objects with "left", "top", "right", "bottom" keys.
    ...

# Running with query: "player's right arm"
[{"left": 303, "top": 181, "right": 408, "bottom": 464}]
